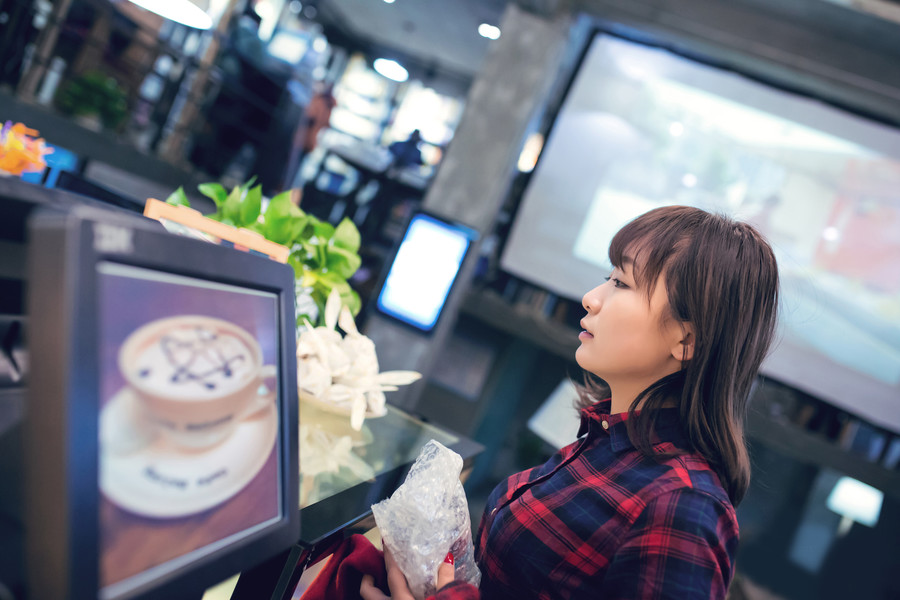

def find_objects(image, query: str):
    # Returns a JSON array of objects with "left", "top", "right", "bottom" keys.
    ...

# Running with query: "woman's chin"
[{"left": 574, "top": 346, "right": 588, "bottom": 369}]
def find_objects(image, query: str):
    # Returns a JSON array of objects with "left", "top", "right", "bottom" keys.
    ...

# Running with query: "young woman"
[{"left": 362, "top": 205, "right": 779, "bottom": 600}]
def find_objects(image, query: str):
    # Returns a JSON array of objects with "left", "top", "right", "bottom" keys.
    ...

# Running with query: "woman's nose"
[{"left": 582, "top": 284, "right": 605, "bottom": 313}]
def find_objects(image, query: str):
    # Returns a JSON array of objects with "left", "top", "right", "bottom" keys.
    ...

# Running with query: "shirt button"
[{"left": 601, "top": 420, "right": 609, "bottom": 430}]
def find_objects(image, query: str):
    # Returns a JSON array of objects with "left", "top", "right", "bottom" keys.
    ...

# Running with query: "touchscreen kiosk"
[
  {"left": 375, "top": 212, "right": 477, "bottom": 333},
  {"left": 25, "top": 206, "right": 299, "bottom": 599}
]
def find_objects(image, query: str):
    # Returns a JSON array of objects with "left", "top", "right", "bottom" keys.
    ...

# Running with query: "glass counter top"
[
  {"left": 299, "top": 400, "right": 458, "bottom": 508},
  {"left": 295, "top": 400, "right": 479, "bottom": 548}
]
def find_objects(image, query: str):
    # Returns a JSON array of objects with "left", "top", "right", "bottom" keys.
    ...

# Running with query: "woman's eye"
[{"left": 604, "top": 276, "right": 628, "bottom": 289}]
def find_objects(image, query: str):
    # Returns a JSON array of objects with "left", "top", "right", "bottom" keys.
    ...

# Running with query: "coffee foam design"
[{"left": 134, "top": 325, "right": 255, "bottom": 396}]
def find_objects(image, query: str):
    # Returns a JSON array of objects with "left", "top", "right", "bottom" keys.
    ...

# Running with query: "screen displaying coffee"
[{"left": 96, "top": 262, "right": 282, "bottom": 597}]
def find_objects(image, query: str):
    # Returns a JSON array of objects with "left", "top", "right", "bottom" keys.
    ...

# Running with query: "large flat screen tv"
[
  {"left": 25, "top": 205, "right": 299, "bottom": 599},
  {"left": 500, "top": 33, "right": 900, "bottom": 433}
]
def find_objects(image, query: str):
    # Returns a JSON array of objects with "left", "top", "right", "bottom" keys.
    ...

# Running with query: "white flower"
[
  {"left": 297, "top": 289, "right": 421, "bottom": 431},
  {"left": 297, "top": 355, "right": 331, "bottom": 399}
]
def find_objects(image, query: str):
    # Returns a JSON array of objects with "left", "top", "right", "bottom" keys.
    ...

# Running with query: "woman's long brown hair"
[{"left": 577, "top": 206, "right": 779, "bottom": 505}]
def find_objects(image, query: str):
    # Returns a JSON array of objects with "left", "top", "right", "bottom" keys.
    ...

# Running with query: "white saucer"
[{"left": 99, "top": 387, "right": 278, "bottom": 519}]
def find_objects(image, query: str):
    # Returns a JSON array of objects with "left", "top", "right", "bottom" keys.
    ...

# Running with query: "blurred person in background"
[{"left": 388, "top": 129, "right": 425, "bottom": 169}]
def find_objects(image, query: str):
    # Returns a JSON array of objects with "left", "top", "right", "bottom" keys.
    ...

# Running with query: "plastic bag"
[{"left": 371, "top": 440, "right": 481, "bottom": 599}]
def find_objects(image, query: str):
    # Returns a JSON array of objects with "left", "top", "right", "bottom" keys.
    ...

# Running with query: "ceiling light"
[
  {"left": 374, "top": 58, "right": 408, "bottom": 82},
  {"left": 478, "top": 23, "right": 500, "bottom": 40},
  {"left": 128, "top": 0, "right": 212, "bottom": 29},
  {"left": 384, "top": 0, "right": 396, "bottom": 3}
]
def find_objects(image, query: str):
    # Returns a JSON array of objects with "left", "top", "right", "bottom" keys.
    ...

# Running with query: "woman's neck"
[
  {"left": 608, "top": 374, "right": 682, "bottom": 415},
  {"left": 608, "top": 386, "right": 643, "bottom": 415}
]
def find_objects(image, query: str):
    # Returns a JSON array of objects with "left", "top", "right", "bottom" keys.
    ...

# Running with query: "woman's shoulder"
[{"left": 641, "top": 451, "right": 735, "bottom": 517}]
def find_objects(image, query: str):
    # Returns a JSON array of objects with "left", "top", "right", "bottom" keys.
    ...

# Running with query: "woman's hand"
[{"left": 360, "top": 545, "right": 455, "bottom": 600}]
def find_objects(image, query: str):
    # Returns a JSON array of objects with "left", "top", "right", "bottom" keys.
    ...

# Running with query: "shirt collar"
[{"left": 578, "top": 398, "right": 687, "bottom": 452}]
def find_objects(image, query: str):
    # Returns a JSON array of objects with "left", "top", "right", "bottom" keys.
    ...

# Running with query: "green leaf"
[
  {"left": 315, "top": 242, "right": 327, "bottom": 268},
  {"left": 340, "top": 289, "right": 361, "bottom": 315},
  {"left": 266, "top": 214, "right": 300, "bottom": 246},
  {"left": 165, "top": 186, "right": 191, "bottom": 207},
  {"left": 333, "top": 218, "right": 361, "bottom": 252},
  {"left": 198, "top": 183, "right": 227, "bottom": 207},
  {"left": 311, "top": 219, "right": 335, "bottom": 240},
  {"left": 266, "top": 190, "right": 293, "bottom": 217},
  {"left": 298, "top": 239, "right": 319, "bottom": 264},
  {"left": 245, "top": 221, "right": 265, "bottom": 235},
  {"left": 319, "top": 271, "right": 349, "bottom": 288},
  {"left": 222, "top": 185, "right": 243, "bottom": 224},
  {"left": 287, "top": 251, "right": 307, "bottom": 279},
  {"left": 241, "top": 175, "right": 258, "bottom": 191},
  {"left": 299, "top": 217, "right": 318, "bottom": 242},
  {"left": 263, "top": 191, "right": 307, "bottom": 245},
  {"left": 326, "top": 246, "right": 362, "bottom": 279},
  {"left": 237, "top": 184, "right": 262, "bottom": 227}
]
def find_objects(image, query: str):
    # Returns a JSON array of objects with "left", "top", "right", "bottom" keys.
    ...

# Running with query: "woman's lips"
[{"left": 579, "top": 320, "right": 593, "bottom": 340}]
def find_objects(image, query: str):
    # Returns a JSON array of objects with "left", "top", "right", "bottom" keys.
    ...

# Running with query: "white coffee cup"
[{"left": 117, "top": 315, "right": 277, "bottom": 450}]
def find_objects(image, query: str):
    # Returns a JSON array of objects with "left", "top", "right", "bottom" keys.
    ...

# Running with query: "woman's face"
[{"left": 575, "top": 257, "right": 688, "bottom": 398}]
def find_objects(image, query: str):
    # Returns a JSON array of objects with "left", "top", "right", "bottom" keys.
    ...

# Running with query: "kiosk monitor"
[{"left": 25, "top": 205, "right": 299, "bottom": 600}]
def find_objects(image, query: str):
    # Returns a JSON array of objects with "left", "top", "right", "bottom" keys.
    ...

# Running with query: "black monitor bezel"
[
  {"left": 373, "top": 210, "right": 478, "bottom": 334},
  {"left": 25, "top": 205, "right": 299, "bottom": 600}
]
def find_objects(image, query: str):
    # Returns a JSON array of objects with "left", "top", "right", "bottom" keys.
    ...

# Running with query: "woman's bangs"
[{"left": 609, "top": 209, "right": 687, "bottom": 292}]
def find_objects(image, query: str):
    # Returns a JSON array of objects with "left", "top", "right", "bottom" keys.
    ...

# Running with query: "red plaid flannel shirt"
[{"left": 431, "top": 399, "right": 739, "bottom": 600}]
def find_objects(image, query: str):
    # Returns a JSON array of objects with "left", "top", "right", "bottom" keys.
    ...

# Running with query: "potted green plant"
[
  {"left": 55, "top": 71, "right": 128, "bottom": 132},
  {"left": 167, "top": 179, "right": 362, "bottom": 328}
]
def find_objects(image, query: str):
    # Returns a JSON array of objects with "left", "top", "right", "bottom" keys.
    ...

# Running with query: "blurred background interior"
[{"left": 1, "top": 0, "right": 899, "bottom": 598}]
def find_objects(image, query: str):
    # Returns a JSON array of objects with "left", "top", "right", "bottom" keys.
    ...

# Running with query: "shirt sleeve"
[
  {"left": 601, "top": 488, "right": 738, "bottom": 600},
  {"left": 429, "top": 580, "right": 481, "bottom": 600}
]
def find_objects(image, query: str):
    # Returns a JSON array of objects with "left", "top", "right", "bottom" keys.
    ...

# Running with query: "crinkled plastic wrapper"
[{"left": 371, "top": 440, "right": 481, "bottom": 599}]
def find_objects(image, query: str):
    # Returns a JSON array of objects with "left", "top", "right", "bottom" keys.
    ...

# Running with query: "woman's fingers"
[
  {"left": 360, "top": 574, "right": 390, "bottom": 600},
  {"left": 383, "top": 544, "right": 415, "bottom": 600},
  {"left": 383, "top": 544, "right": 399, "bottom": 570},
  {"left": 436, "top": 557, "right": 456, "bottom": 590},
  {"left": 369, "top": 544, "right": 456, "bottom": 597},
  {"left": 387, "top": 566, "right": 416, "bottom": 600}
]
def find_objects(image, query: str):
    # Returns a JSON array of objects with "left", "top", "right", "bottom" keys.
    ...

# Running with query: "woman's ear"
[{"left": 670, "top": 323, "right": 695, "bottom": 363}]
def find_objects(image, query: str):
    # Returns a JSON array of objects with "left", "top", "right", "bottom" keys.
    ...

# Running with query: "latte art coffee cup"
[
  {"left": 118, "top": 316, "right": 276, "bottom": 449},
  {"left": 133, "top": 325, "right": 255, "bottom": 396}
]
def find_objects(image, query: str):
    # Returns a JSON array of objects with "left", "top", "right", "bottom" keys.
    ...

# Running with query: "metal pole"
[
  {"left": 158, "top": 0, "right": 242, "bottom": 161},
  {"left": 17, "top": 0, "right": 75, "bottom": 100}
]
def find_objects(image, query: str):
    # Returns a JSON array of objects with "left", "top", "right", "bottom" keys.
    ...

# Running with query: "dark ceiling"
[{"left": 316, "top": 0, "right": 511, "bottom": 83}]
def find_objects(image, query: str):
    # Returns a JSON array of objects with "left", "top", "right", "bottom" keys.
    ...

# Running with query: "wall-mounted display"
[{"left": 500, "top": 32, "right": 900, "bottom": 434}]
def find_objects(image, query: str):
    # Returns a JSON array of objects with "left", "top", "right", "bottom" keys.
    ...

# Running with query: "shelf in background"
[
  {"left": 460, "top": 288, "right": 580, "bottom": 361},
  {"left": 747, "top": 410, "right": 900, "bottom": 502}
]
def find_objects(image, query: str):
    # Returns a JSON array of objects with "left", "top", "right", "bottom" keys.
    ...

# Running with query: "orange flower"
[{"left": 0, "top": 121, "right": 53, "bottom": 176}]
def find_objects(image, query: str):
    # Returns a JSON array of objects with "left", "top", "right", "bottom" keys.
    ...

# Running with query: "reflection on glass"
[{"left": 299, "top": 402, "right": 458, "bottom": 508}]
